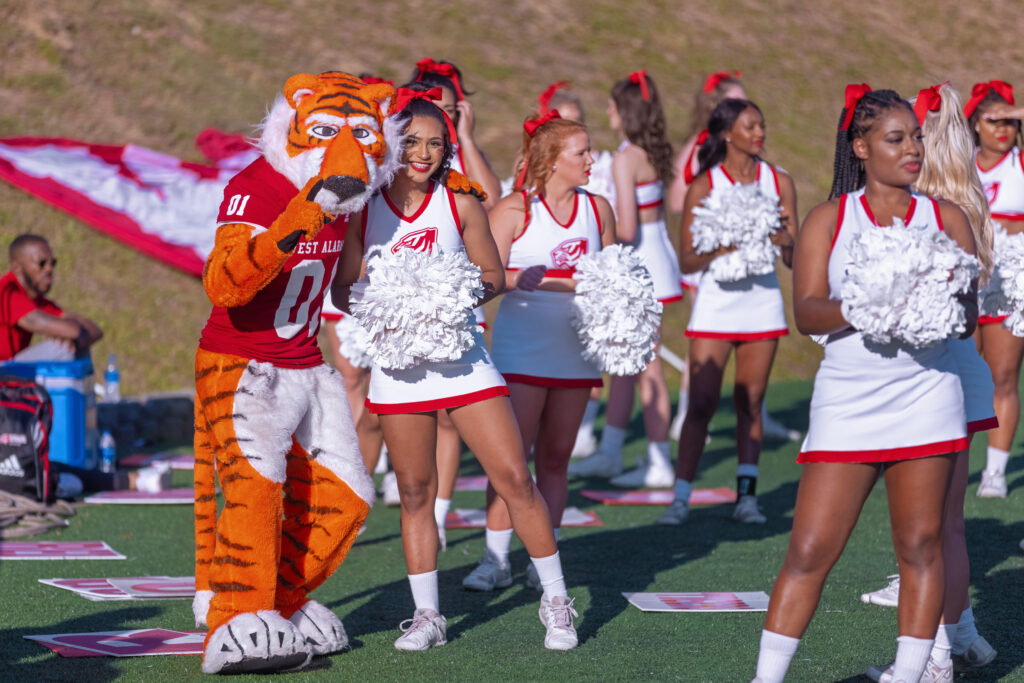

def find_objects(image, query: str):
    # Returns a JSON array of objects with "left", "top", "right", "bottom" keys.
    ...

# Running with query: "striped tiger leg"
[{"left": 192, "top": 371, "right": 218, "bottom": 625}]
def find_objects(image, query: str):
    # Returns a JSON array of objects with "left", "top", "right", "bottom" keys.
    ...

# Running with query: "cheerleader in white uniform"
[
  {"left": 963, "top": 79, "right": 1024, "bottom": 499},
  {"left": 462, "top": 110, "right": 616, "bottom": 592},
  {"left": 569, "top": 71, "right": 680, "bottom": 486},
  {"left": 333, "top": 92, "right": 578, "bottom": 651},
  {"left": 752, "top": 86, "right": 978, "bottom": 683},
  {"left": 661, "top": 98, "right": 798, "bottom": 526}
]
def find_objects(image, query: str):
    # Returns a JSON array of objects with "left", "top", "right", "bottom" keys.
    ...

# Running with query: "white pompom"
[
  {"left": 839, "top": 218, "right": 979, "bottom": 347},
  {"left": 333, "top": 315, "right": 373, "bottom": 369},
  {"left": 981, "top": 224, "right": 1024, "bottom": 337},
  {"left": 689, "top": 183, "right": 782, "bottom": 282},
  {"left": 350, "top": 248, "right": 483, "bottom": 370},
  {"left": 571, "top": 245, "right": 663, "bottom": 375}
]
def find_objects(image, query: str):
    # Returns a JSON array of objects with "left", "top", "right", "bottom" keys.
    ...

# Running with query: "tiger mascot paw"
[
  {"left": 193, "top": 589, "right": 214, "bottom": 628},
  {"left": 289, "top": 599, "right": 350, "bottom": 656},
  {"left": 445, "top": 169, "right": 487, "bottom": 202},
  {"left": 202, "top": 611, "right": 312, "bottom": 675}
]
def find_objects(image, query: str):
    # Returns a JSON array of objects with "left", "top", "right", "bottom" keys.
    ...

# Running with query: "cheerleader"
[
  {"left": 965, "top": 79, "right": 1024, "bottom": 499},
  {"left": 333, "top": 91, "right": 578, "bottom": 651},
  {"left": 462, "top": 110, "right": 615, "bottom": 592},
  {"left": 862, "top": 82, "right": 998, "bottom": 683},
  {"left": 569, "top": 71, "right": 679, "bottom": 486},
  {"left": 752, "top": 86, "right": 977, "bottom": 683},
  {"left": 661, "top": 97, "right": 797, "bottom": 525}
]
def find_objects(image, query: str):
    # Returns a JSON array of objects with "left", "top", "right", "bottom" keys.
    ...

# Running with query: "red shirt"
[
  {"left": 199, "top": 158, "right": 346, "bottom": 368},
  {"left": 0, "top": 271, "right": 63, "bottom": 361}
]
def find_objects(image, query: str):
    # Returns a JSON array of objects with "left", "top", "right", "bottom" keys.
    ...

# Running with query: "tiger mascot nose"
[{"left": 318, "top": 129, "right": 370, "bottom": 201}]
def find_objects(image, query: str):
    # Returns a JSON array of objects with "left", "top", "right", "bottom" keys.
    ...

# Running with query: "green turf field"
[{"left": 2, "top": 379, "right": 1022, "bottom": 681}]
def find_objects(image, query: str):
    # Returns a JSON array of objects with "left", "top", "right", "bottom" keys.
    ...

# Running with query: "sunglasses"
[{"left": 37, "top": 258, "right": 57, "bottom": 269}]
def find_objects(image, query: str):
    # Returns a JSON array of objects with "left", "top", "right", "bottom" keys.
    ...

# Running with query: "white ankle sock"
[
  {"left": 985, "top": 447, "right": 1009, "bottom": 474},
  {"left": 931, "top": 623, "right": 955, "bottom": 666},
  {"left": 530, "top": 551, "right": 567, "bottom": 598},
  {"left": 673, "top": 479, "right": 693, "bottom": 503},
  {"left": 598, "top": 425, "right": 627, "bottom": 457},
  {"left": 754, "top": 629, "right": 799, "bottom": 683},
  {"left": 408, "top": 570, "right": 439, "bottom": 612},
  {"left": 647, "top": 441, "right": 671, "bottom": 469},
  {"left": 953, "top": 607, "right": 979, "bottom": 654},
  {"left": 485, "top": 527, "right": 513, "bottom": 565},
  {"left": 576, "top": 399, "right": 600, "bottom": 439},
  {"left": 892, "top": 635, "right": 934, "bottom": 682},
  {"left": 433, "top": 497, "right": 451, "bottom": 530}
]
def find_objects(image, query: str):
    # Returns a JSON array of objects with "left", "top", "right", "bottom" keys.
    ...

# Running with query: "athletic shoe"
[
  {"left": 538, "top": 595, "right": 578, "bottom": 650},
  {"left": 952, "top": 635, "right": 996, "bottom": 672},
  {"left": 732, "top": 494, "right": 767, "bottom": 523},
  {"left": 656, "top": 499, "right": 690, "bottom": 525},
  {"left": 462, "top": 550, "right": 512, "bottom": 591},
  {"left": 609, "top": 463, "right": 675, "bottom": 489},
  {"left": 437, "top": 524, "right": 446, "bottom": 552},
  {"left": 869, "top": 657, "right": 952, "bottom": 682},
  {"left": 525, "top": 562, "right": 542, "bottom": 591},
  {"left": 977, "top": 470, "right": 1007, "bottom": 498},
  {"left": 381, "top": 471, "right": 401, "bottom": 507},
  {"left": 374, "top": 445, "right": 389, "bottom": 474},
  {"left": 860, "top": 575, "right": 900, "bottom": 607},
  {"left": 567, "top": 450, "right": 623, "bottom": 478},
  {"left": 571, "top": 430, "right": 598, "bottom": 458},
  {"left": 761, "top": 408, "right": 801, "bottom": 441},
  {"left": 394, "top": 608, "right": 447, "bottom": 651}
]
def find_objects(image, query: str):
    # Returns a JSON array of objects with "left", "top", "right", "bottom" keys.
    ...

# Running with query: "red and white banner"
[
  {"left": 622, "top": 591, "right": 770, "bottom": 612},
  {"left": 0, "top": 131, "right": 259, "bottom": 277},
  {"left": 84, "top": 488, "right": 195, "bottom": 505},
  {"left": 580, "top": 488, "right": 737, "bottom": 506},
  {"left": 40, "top": 576, "right": 195, "bottom": 601},
  {"left": 1, "top": 541, "right": 125, "bottom": 560},
  {"left": 454, "top": 475, "right": 488, "bottom": 491},
  {"left": 26, "top": 629, "right": 205, "bottom": 658}
]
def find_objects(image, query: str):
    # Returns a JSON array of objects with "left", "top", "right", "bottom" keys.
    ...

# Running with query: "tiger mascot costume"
[{"left": 193, "top": 71, "right": 405, "bottom": 675}]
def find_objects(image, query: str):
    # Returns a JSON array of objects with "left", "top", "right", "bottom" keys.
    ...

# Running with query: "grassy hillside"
[{"left": 2, "top": 0, "right": 1023, "bottom": 391}]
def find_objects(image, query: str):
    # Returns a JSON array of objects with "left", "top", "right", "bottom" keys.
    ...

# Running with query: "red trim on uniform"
[
  {"left": 797, "top": 436, "right": 970, "bottom": 464},
  {"left": 637, "top": 199, "right": 664, "bottom": 210},
  {"left": 636, "top": 179, "right": 659, "bottom": 187},
  {"left": 976, "top": 149, "right": 1011, "bottom": 174},
  {"left": 979, "top": 314, "right": 1009, "bottom": 325},
  {"left": 502, "top": 373, "right": 603, "bottom": 389},
  {"left": 659, "top": 293, "right": 685, "bottom": 304},
  {"left": 719, "top": 165, "right": 736, "bottom": 185},
  {"left": 543, "top": 269, "right": 576, "bottom": 278},
  {"left": 680, "top": 280, "right": 698, "bottom": 292},
  {"left": 683, "top": 144, "right": 699, "bottom": 185},
  {"left": 540, "top": 191, "right": 579, "bottom": 228},
  {"left": 767, "top": 163, "right": 779, "bottom": 194},
  {"left": 383, "top": 182, "right": 435, "bottom": 222},
  {"left": 860, "top": 195, "right": 917, "bottom": 227},
  {"left": 446, "top": 186, "right": 463, "bottom": 236},
  {"left": 456, "top": 145, "right": 466, "bottom": 174},
  {"left": 968, "top": 416, "right": 999, "bottom": 433},
  {"left": 931, "top": 197, "right": 945, "bottom": 231},
  {"left": 587, "top": 192, "right": 602, "bottom": 234},
  {"left": 830, "top": 194, "right": 847, "bottom": 254},
  {"left": 366, "top": 385, "right": 509, "bottom": 415},
  {"left": 320, "top": 312, "right": 344, "bottom": 322},
  {"left": 359, "top": 210, "right": 369, "bottom": 243},
  {"left": 1019, "top": 148, "right": 1024, "bottom": 172},
  {"left": 707, "top": 169, "right": 714, "bottom": 191},
  {"left": 513, "top": 191, "right": 531, "bottom": 243},
  {"left": 478, "top": 321, "right": 488, "bottom": 331},
  {"left": 991, "top": 212, "right": 1024, "bottom": 221},
  {"left": 685, "top": 328, "right": 789, "bottom": 340}
]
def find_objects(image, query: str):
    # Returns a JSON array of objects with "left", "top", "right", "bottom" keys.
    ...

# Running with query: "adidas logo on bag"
[{"left": 0, "top": 454, "right": 25, "bottom": 478}]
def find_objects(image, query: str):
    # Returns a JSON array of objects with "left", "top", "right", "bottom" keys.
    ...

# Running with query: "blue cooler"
[{"left": 0, "top": 359, "right": 98, "bottom": 470}]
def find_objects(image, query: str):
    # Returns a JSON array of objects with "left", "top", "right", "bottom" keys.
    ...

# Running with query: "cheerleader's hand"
[
  {"left": 514, "top": 264, "right": 547, "bottom": 291},
  {"left": 770, "top": 226, "right": 795, "bottom": 249},
  {"left": 983, "top": 103, "right": 1024, "bottom": 121}
]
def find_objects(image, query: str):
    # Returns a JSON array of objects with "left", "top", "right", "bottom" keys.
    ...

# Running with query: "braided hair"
[
  {"left": 828, "top": 89, "right": 914, "bottom": 199},
  {"left": 696, "top": 99, "right": 763, "bottom": 177},
  {"left": 393, "top": 82, "right": 455, "bottom": 185}
]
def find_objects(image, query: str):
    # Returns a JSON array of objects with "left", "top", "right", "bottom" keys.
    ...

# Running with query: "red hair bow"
[
  {"left": 395, "top": 86, "right": 457, "bottom": 142},
  {"left": 538, "top": 81, "right": 570, "bottom": 114},
  {"left": 629, "top": 70, "right": 650, "bottom": 101},
  {"left": 696, "top": 129, "right": 710, "bottom": 146},
  {"left": 524, "top": 109, "right": 562, "bottom": 137},
  {"left": 840, "top": 83, "right": 873, "bottom": 130},
  {"left": 361, "top": 76, "right": 394, "bottom": 87},
  {"left": 913, "top": 82, "right": 948, "bottom": 125},
  {"left": 703, "top": 70, "right": 742, "bottom": 93},
  {"left": 415, "top": 58, "right": 466, "bottom": 100},
  {"left": 964, "top": 79, "right": 1015, "bottom": 119}
]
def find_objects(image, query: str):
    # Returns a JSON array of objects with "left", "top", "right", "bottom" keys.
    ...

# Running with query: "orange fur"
[{"left": 445, "top": 168, "right": 487, "bottom": 202}]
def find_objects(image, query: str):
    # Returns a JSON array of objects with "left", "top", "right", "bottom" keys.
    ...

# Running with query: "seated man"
[{"left": 0, "top": 234, "right": 102, "bottom": 361}]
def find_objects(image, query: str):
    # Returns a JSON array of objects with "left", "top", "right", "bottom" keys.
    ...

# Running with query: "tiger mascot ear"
[{"left": 445, "top": 168, "right": 487, "bottom": 203}]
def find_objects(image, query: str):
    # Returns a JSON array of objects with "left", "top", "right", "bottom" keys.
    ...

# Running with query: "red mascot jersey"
[{"left": 199, "top": 158, "right": 347, "bottom": 368}]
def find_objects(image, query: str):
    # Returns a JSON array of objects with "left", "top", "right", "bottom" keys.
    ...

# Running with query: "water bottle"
[
  {"left": 103, "top": 354, "right": 121, "bottom": 403},
  {"left": 99, "top": 430, "right": 117, "bottom": 473}
]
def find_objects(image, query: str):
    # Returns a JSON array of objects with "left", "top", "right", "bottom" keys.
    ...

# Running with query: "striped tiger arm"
[{"left": 445, "top": 169, "right": 487, "bottom": 202}]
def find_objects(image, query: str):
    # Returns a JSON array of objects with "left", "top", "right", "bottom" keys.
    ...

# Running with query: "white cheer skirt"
[
  {"left": 628, "top": 219, "right": 683, "bottom": 304},
  {"left": 686, "top": 270, "right": 788, "bottom": 341},
  {"left": 948, "top": 336, "right": 997, "bottom": 433}
]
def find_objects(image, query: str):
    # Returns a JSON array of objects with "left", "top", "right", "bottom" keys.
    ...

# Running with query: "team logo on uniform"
[
  {"left": 985, "top": 181, "right": 1000, "bottom": 205},
  {"left": 550, "top": 238, "right": 588, "bottom": 269},
  {"left": 0, "top": 433, "right": 28, "bottom": 446},
  {"left": 391, "top": 227, "right": 439, "bottom": 255}
]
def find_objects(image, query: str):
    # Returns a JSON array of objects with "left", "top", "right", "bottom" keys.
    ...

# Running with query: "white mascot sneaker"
[
  {"left": 202, "top": 610, "right": 312, "bottom": 674},
  {"left": 289, "top": 600, "right": 350, "bottom": 656}
]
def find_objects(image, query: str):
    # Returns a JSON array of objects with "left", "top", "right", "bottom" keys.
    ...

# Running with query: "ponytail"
[{"left": 695, "top": 98, "right": 762, "bottom": 178}]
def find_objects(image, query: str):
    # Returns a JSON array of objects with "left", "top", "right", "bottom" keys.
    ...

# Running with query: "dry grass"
[{"left": 2, "top": 0, "right": 1023, "bottom": 390}]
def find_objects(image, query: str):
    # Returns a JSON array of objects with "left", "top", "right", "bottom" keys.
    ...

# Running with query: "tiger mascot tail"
[{"left": 192, "top": 72, "right": 399, "bottom": 675}]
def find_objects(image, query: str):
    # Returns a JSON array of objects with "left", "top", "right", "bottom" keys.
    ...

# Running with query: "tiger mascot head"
[{"left": 259, "top": 71, "right": 403, "bottom": 215}]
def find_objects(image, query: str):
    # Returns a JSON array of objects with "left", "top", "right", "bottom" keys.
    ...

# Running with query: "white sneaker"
[
  {"left": 860, "top": 575, "right": 900, "bottom": 607},
  {"left": 571, "top": 430, "right": 598, "bottom": 458},
  {"left": 952, "top": 635, "right": 996, "bottom": 671},
  {"left": 394, "top": 608, "right": 447, "bottom": 651},
  {"left": 381, "top": 471, "right": 401, "bottom": 507},
  {"left": 761, "top": 408, "right": 801, "bottom": 441},
  {"left": 567, "top": 449, "right": 623, "bottom": 478},
  {"left": 868, "top": 657, "right": 952, "bottom": 682},
  {"left": 462, "top": 550, "right": 512, "bottom": 591},
  {"left": 374, "top": 445, "right": 389, "bottom": 474},
  {"left": 538, "top": 595, "right": 578, "bottom": 650},
  {"left": 609, "top": 463, "right": 675, "bottom": 489},
  {"left": 977, "top": 470, "right": 1007, "bottom": 498},
  {"left": 732, "top": 494, "right": 767, "bottom": 523},
  {"left": 525, "top": 562, "right": 542, "bottom": 591},
  {"left": 656, "top": 499, "right": 690, "bottom": 525}
]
